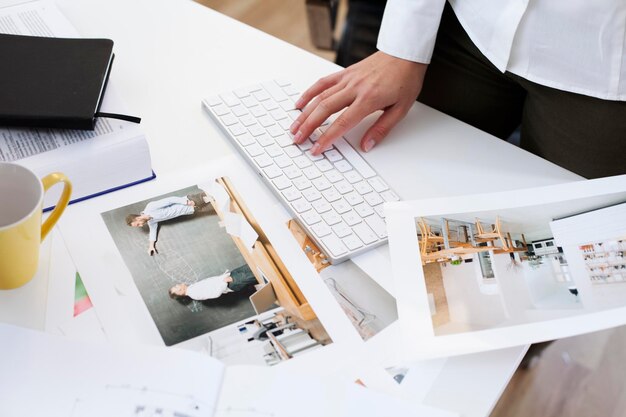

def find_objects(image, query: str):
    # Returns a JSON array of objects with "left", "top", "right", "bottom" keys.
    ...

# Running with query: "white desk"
[{"left": 0, "top": 0, "right": 582, "bottom": 415}]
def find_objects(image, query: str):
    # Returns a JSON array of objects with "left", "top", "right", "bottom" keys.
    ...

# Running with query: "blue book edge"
[{"left": 43, "top": 170, "right": 157, "bottom": 212}]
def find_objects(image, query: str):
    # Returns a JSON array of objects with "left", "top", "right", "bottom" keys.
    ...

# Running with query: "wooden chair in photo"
[{"left": 474, "top": 216, "right": 509, "bottom": 251}]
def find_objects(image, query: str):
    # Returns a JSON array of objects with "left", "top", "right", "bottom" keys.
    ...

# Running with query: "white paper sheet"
[{"left": 223, "top": 211, "right": 258, "bottom": 251}]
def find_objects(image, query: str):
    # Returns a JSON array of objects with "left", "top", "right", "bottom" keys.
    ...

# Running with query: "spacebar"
[{"left": 333, "top": 137, "right": 376, "bottom": 179}]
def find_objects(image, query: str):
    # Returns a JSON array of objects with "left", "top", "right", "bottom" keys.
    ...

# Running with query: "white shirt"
[
  {"left": 142, "top": 196, "right": 195, "bottom": 241},
  {"left": 377, "top": 0, "right": 626, "bottom": 101},
  {"left": 186, "top": 272, "right": 233, "bottom": 301}
]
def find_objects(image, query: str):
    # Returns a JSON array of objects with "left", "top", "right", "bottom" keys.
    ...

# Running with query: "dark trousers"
[
  {"left": 418, "top": 4, "right": 626, "bottom": 179},
  {"left": 227, "top": 264, "right": 257, "bottom": 292}
]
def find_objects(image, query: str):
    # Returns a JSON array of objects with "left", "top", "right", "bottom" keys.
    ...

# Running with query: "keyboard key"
[
  {"left": 274, "top": 155, "right": 292, "bottom": 169},
  {"left": 246, "top": 144, "right": 264, "bottom": 157},
  {"left": 278, "top": 119, "right": 292, "bottom": 130},
  {"left": 262, "top": 100, "right": 279, "bottom": 111},
  {"left": 248, "top": 124, "right": 265, "bottom": 136},
  {"left": 353, "top": 222, "right": 378, "bottom": 245},
  {"left": 312, "top": 223, "right": 332, "bottom": 238},
  {"left": 262, "top": 81, "right": 289, "bottom": 102},
  {"left": 302, "top": 188, "right": 322, "bottom": 202},
  {"left": 303, "top": 166, "right": 322, "bottom": 179},
  {"left": 374, "top": 205, "right": 386, "bottom": 218},
  {"left": 368, "top": 177, "right": 389, "bottom": 192},
  {"left": 275, "top": 134, "right": 294, "bottom": 147},
  {"left": 242, "top": 96, "right": 258, "bottom": 108},
  {"left": 344, "top": 191, "right": 364, "bottom": 206},
  {"left": 324, "top": 149, "right": 343, "bottom": 162},
  {"left": 354, "top": 181, "right": 374, "bottom": 195},
  {"left": 221, "top": 113, "right": 238, "bottom": 126},
  {"left": 228, "top": 123, "right": 246, "bottom": 136},
  {"left": 231, "top": 104, "right": 248, "bottom": 117},
  {"left": 263, "top": 165, "right": 282, "bottom": 179},
  {"left": 284, "top": 145, "right": 302, "bottom": 158},
  {"left": 334, "top": 160, "right": 352, "bottom": 173},
  {"left": 266, "top": 144, "right": 283, "bottom": 158},
  {"left": 312, "top": 177, "right": 331, "bottom": 191},
  {"left": 292, "top": 198, "right": 312, "bottom": 213},
  {"left": 322, "top": 187, "right": 341, "bottom": 202},
  {"left": 270, "top": 109, "right": 288, "bottom": 120},
  {"left": 297, "top": 139, "right": 313, "bottom": 151},
  {"left": 293, "top": 156, "right": 312, "bottom": 169},
  {"left": 234, "top": 87, "right": 252, "bottom": 98},
  {"left": 312, "top": 199, "right": 332, "bottom": 213},
  {"left": 236, "top": 133, "right": 255, "bottom": 146},
  {"left": 354, "top": 203, "right": 374, "bottom": 218},
  {"left": 324, "top": 170, "right": 344, "bottom": 183},
  {"left": 343, "top": 234, "right": 363, "bottom": 250},
  {"left": 213, "top": 104, "right": 229, "bottom": 116},
  {"left": 332, "top": 198, "right": 351, "bottom": 214},
  {"left": 205, "top": 96, "right": 222, "bottom": 107},
  {"left": 281, "top": 187, "right": 301, "bottom": 202},
  {"left": 306, "top": 151, "right": 324, "bottom": 161},
  {"left": 287, "top": 109, "right": 301, "bottom": 120},
  {"left": 254, "top": 154, "right": 273, "bottom": 168},
  {"left": 301, "top": 210, "right": 322, "bottom": 225},
  {"left": 344, "top": 170, "right": 362, "bottom": 184},
  {"left": 334, "top": 180, "right": 353, "bottom": 194},
  {"left": 256, "top": 134, "right": 274, "bottom": 147},
  {"left": 283, "top": 166, "right": 302, "bottom": 179},
  {"left": 364, "top": 193, "right": 384, "bottom": 207},
  {"left": 240, "top": 114, "right": 257, "bottom": 127},
  {"left": 279, "top": 99, "right": 296, "bottom": 111},
  {"left": 365, "top": 215, "right": 388, "bottom": 239},
  {"left": 333, "top": 137, "right": 377, "bottom": 178},
  {"left": 380, "top": 190, "right": 400, "bottom": 202},
  {"left": 220, "top": 92, "right": 240, "bottom": 107},
  {"left": 250, "top": 105, "right": 266, "bottom": 116},
  {"left": 267, "top": 125, "right": 283, "bottom": 137},
  {"left": 321, "top": 235, "right": 348, "bottom": 257},
  {"left": 293, "top": 177, "right": 312, "bottom": 190},
  {"left": 322, "top": 211, "right": 342, "bottom": 226},
  {"left": 332, "top": 222, "right": 352, "bottom": 238},
  {"left": 342, "top": 210, "right": 362, "bottom": 226},
  {"left": 258, "top": 115, "right": 275, "bottom": 127},
  {"left": 309, "top": 130, "right": 321, "bottom": 142},
  {"left": 272, "top": 175, "right": 291, "bottom": 190},
  {"left": 253, "top": 89, "right": 271, "bottom": 101}
]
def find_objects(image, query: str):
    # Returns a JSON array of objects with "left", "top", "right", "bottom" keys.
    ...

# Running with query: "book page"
[
  {"left": 0, "top": 324, "right": 224, "bottom": 417},
  {"left": 0, "top": 0, "right": 140, "bottom": 162}
]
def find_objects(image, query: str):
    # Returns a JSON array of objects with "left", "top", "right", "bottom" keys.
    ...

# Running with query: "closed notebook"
[{"left": 0, "top": 33, "right": 114, "bottom": 130}]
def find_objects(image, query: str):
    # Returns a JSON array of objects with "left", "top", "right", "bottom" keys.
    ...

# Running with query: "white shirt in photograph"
[
  {"left": 377, "top": 0, "right": 626, "bottom": 100},
  {"left": 186, "top": 272, "right": 233, "bottom": 301}
]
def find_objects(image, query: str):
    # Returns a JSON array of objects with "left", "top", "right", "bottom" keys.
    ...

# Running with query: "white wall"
[
  {"left": 439, "top": 261, "right": 507, "bottom": 332},
  {"left": 491, "top": 253, "right": 534, "bottom": 317}
]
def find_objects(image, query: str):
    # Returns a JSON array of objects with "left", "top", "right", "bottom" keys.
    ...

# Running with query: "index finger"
[
  {"left": 295, "top": 72, "right": 342, "bottom": 110},
  {"left": 310, "top": 104, "right": 371, "bottom": 155}
]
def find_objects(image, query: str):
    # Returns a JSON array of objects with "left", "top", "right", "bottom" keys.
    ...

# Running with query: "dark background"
[{"left": 101, "top": 185, "right": 256, "bottom": 346}]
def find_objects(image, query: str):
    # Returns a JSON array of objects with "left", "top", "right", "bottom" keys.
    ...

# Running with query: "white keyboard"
[{"left": 202, "top": 80, "right": 399, "bottom": 264}]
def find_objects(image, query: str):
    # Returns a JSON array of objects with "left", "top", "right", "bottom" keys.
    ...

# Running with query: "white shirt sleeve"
[
  {"left": 376, "top": 0, "right": 447, "bottom": 64},
  {"left": 186, "top": 273, "right": 233, "bottom": 301}
]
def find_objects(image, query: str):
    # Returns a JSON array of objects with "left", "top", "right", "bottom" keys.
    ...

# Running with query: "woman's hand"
[{"left": 290, "top": 51, "right": 428, "bottom": 155}]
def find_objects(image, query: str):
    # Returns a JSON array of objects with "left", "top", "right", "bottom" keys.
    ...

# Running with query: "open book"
[
  {"left": 0, "top": 1, "right": 153, "bottom": 209},
  {"left": 0, "top": 324, "right": 456, "bottom": 417}
]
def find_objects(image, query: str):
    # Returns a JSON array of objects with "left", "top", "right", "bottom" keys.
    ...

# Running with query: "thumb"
[{"left": 360, "top": 105, "right": 407, "bottom": 152}]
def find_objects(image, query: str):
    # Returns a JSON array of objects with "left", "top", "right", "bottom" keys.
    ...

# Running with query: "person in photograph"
[
  {"left": 169, "top": 264, "right": 258, "bottom": 301},
  {"left": 126, "top": 192, "right": 209, "bottom": 255}
]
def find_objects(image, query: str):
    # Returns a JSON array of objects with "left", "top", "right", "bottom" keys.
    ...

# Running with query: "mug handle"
[{"left": 40, "top": 173, "right": 72, "bottom": 241}]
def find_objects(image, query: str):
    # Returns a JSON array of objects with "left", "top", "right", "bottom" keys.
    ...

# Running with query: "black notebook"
[{"left": 0, "top": 33, "right": 114, "bottom": 130}]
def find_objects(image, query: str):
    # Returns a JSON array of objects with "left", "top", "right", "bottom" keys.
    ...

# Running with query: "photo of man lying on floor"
[{"left": 101, "top": 177, "right": 332, "bottom": 365}]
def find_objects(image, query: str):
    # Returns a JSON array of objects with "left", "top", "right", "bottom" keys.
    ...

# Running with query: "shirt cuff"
[{"left": 376, "top": 0, "right": 447, "bottom": 64}]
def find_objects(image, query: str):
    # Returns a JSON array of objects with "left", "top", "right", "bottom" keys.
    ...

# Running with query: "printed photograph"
[
  {"left": 102, "top": 177, "right": 332, "bottom": 364},
  {"left": 287, "top": 219, "right": 397, "bottom": 341},
  {"left": 413, "top": 198, "right": 626, "bottom": 336}
]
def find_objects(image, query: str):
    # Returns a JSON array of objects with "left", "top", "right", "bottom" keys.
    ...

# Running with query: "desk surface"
[{"left": 0, "top": 0, "right": 582, "bottom": 415}]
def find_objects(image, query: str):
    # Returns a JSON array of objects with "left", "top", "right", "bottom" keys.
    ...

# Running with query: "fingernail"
[
  {"left": 364, "top": 139, "right": 376, "bottom": 152},
  {"left": 294, "top": 131, "right": 302, "bottom": 143},
  {"left": 295, "top": 98, "right": 304, "bottom": 109},
  {"left": 311, "top": 143, "right": 321, "bottom": 155},
  {"left": 290, "top": 120, "right": 300, "bottom": 134}
]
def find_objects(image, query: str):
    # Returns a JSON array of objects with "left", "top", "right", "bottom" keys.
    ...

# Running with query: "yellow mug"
[{"left": 0, "top": 162, "right": 72, "bottom": 289}]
